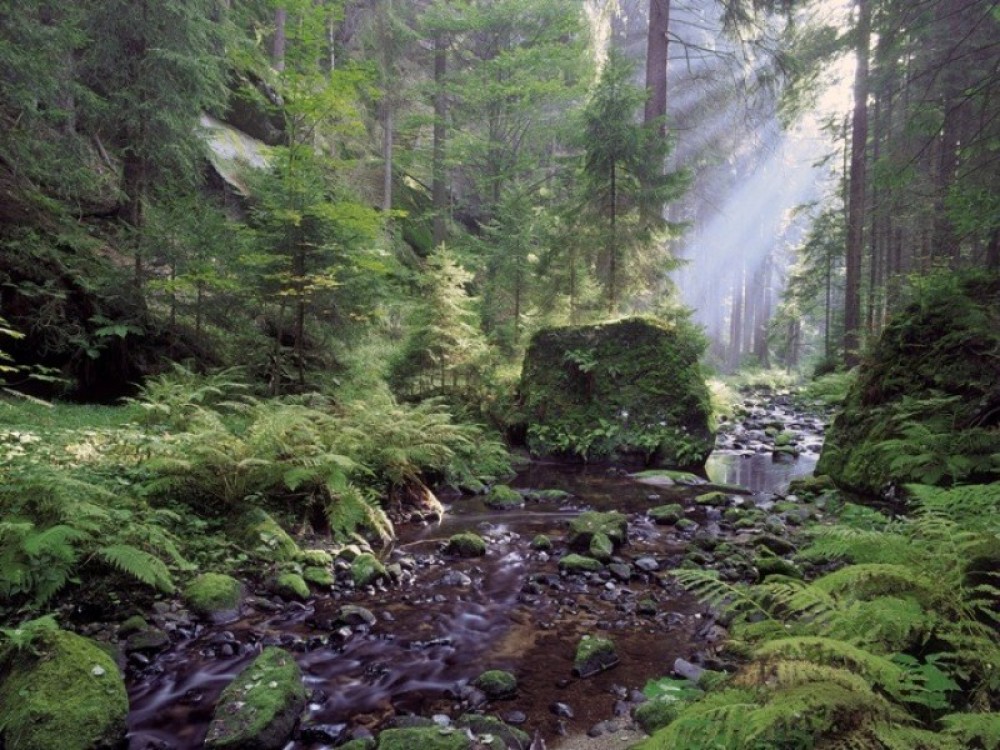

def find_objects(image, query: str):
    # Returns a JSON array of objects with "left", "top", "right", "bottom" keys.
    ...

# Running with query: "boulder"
[
  {"left": 558, "top": 554, "right": 604, "bottom": 574},
  {"left": 0, "top": 629, "right": 128, "bottom": 750},
  {"left": 351, "top": 553, "right": 387, "bottom": 587},
  {"left": 445, "top": 532, "right": 487, "bottom": 558},
  {"left": 516, "top": 317, "right": 714, "bottom": 466},
  {"left": 484, "top": 485, "right": 524, "bottom": 510},
  {"left": 185, "top": 573, "right": 242, "bottom": 621},
  {"left": 473, "top": 669, "right": 518, "bottom": 700},
  {"left": 817, "top": 273, "right": 1000, "bottom": 495},
  {"left": 204, "top": 647, "right": 306, "bottom": 750},
  {"left": 573, "top": 635, "right": 618, "bottom": 677},
  {"left": 568, "top": 511, "right": 627, "bottom": 551}
]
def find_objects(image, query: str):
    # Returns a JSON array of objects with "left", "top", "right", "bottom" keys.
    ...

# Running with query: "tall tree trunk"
[
  {"left": 273, "top": 7, "right": 287, "bottom": 71},
  {"left": 379, "top": 0, "right": 392, "bottom": 212},
  {"left": 729, "top": 265, "right": 744, "bottom": 372},
  {"left": 843, "top": 0, "right": 871, "bottom": 366},
  {"left": 432, "top": 34, "right": 448, "bottom": 247},
  {"left": 644, "top": 0, "right": 670, "bottom": 138},
  {"left": 608, "top": 161, "right": 618, "bottom": 313},
  {"left": 754, "top": 254, "right": 770, "bottom": 368}
]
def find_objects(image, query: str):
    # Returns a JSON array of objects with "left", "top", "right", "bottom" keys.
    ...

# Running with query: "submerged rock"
[
  {"left": 0, "top": 629, "right": 128, "bottom": 750},
  {"left": 204, "top": 647, "right": 306, "bottom": 750},
  {"left": 515, "top": 317, "right": 714, "bottom": 466}
]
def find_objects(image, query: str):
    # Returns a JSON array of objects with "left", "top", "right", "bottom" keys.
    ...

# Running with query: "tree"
[
  {"left": 81, "top": 0, "right": 229, "bottom": 286},
  {"left": 579, "top": 49, "right": 686, "bottom": 313}
]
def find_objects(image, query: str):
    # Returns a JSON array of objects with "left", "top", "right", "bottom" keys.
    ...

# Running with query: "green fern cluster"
[
  {"left": 0, "top": 464, "right": 187, "bottom": 606},
  {"left": 649, "top": 482, "right": 1000, "bottom": 750}
]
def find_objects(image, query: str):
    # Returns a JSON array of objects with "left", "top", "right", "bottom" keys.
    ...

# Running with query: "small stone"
[{"left": 550, "top": 702, "right": 574, "bottom": 718}]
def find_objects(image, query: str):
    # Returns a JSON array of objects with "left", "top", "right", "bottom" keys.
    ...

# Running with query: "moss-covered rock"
[
  {"left": 445, "top": 532, "right": 487, "bottom": 558},
  {"left": 351, "top": 553, "right": 387, "bottom": 587},
  {"left": 631, "top": 469, "right": 706, "bottom": 486},
  {"left": 233, "top": 508, "right": 302, "bottom": 562},
  {"left": 648, "top": 503, "right": 685, "bottom": 525},
  {"left": 485, "top": 484, "right": 524, "bottom": 510},
  {"left": 558, "top": 553, "right": 604, "bottom": 573},
  {"left": 524, "top": 488, "right": 572, "bottom": 502},
  {"left": 185, "top": 572, "right": 242, "bottom": 620},
  {"left": 204, "top": 647, "right": 306, "bottom": 750},
  {"left": 573, "top": 635, "right": 618, "bottom": 677},
  {"left": 298, "top": 549, "right": 333, "bottom": 566},
  {"left": 756, "top": 556, "right": 803, "bottom": 580},
  {"left": 568, "top": 511, "right": 627, "bottom": 550},
  {"left": 456, "top": 715, "right": 530, "bottom": 748},
  {"left": 376, "top": 727, "right": 473, "bottom": 750},
  {"left": 817, "top": 273, "right": 1000, "bottom": 496},
  {"left": 0, "top": 630, "right": 128, "bottom": 750},
  {"left": 633, "top": 697, "right": 682, "bottom": 734},
  {"left": 339, "top": 740, "right": 376, "bottom": 750},
  {"left": 272, "top": 572, "right": 310, "bottom": 601},
  {"left": 473, "top": 669, "right": 518, "bottom": 700},
  {"left": 302, "top": 566, "right": 334, "bottom": 587},
  {"left": 694, "top": 491, "right": 730, "bottom": 507},
  {"left": 516, "top": 317, "right": 714, "bottom": 466},
  {"left": 531, "top": 534, "right": 552, "bottom": 551},
  {"left": 589, "top": 532, "right": 614, "bottom": 562}
]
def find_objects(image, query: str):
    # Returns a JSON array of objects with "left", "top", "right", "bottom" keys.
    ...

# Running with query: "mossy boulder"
[
  {"left": 568, "top": 511, "right": 627, "bottom": 550},
  {"left": 445, "top": 532, "right": 487, "bottom": 558},
  {"left": 0, "top": 630, "right": 128, "bottom": 750},
  {"left": 302, "top": 566, "right": 334, "bottom": 587},
  {"left": 272, "top": 572, "right": 310, "bottom": 601},
  {"left": 456, "top": 714, "right": 531, "bottom": 749},
  {"left": 185, "top": 572, "right": 243, "bottom": 620},
  {"left": 573, "top": 635, "right": 618, "bottom": 677},
  {"left": 648, "top": 503, "right": 685, "bottom": 525},
  {"left": 204, "top": 647, "right": 306, "bottom": 750},
  {"left": 531, "top": 534, "right": 552, "bottom": 551},
  {"left": 233, "top": 508, "right": 301, "bottom": 562},
  {"left": 817, "top": 273, "right": 1000, "bottom": 496},
  {"left": 473, "top": 669, "right": 518, "bottom": 700},
  {"left": 485, "top": 484, "right": 524, "bottom": 510},
  {"left": 351, "top": 553, "right": 387, "bottom": 587},
  {"left": 694, "top": 491, "right": 730, "bottom": 507},
  {"left": 516, "top": 317, "right": 714, "bottom": 466},
  {"left": 558, "top": 553, "right": 604, "bottom": 573},
  {"left": 633, "top": 697, "right": 682, "bottom": 734},
  {"left": 376, "top": 727, "right": 474, "bottom": 750},
  {"left": 589, "top": 532, "right": 614, "bottom": 562}
]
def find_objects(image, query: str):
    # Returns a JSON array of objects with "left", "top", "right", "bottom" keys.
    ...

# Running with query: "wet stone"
[{"left": 550, "top": 702, "right": 575, "bottom": 718}]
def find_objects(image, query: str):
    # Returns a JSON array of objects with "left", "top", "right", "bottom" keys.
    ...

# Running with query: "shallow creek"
[{"left": 126, "top": 393, "right": 826, "bottom": 749}]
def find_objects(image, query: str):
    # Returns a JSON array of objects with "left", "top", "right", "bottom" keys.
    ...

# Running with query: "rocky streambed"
[{"left": 117, "top": 391, "right": 830, "bottom": 750}]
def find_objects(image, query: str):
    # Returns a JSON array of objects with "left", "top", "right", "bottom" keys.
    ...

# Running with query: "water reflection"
[{"left": 705, "top": 451, "right": 818, "bottom": 494}]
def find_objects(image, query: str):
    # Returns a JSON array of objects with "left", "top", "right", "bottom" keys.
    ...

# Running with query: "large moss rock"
[
  {"left": 516, "top": 317, "right": 713, "bottom": 466},
  {"left": 817, "top": 274, "right": 1000, "bottom": 496},
  {"left": 0, "top": 630, "right": 128, "bottom": 750},
  {"left": 204, "top": 647, "right": 306, "bottom": 750},
  {"left": 185, "top": 572, "right": 242, "bottom": 621}
]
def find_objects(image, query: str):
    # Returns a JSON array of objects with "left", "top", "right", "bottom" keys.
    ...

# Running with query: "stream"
[{"left": 125, "top": 392, "right": 827, "bottom": 749}]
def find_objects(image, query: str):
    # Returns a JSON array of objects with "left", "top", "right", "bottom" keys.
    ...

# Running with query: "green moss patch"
[
  {"left": 185, "top": 572, "right": 242, "bottom": 619},
  {"left": 694, "top": 491, "right": 731, "bottom": 507},
  {"left": 589, "top": 532, "right": 614, "bottom": 562},
  {"left": 445, "top": 532, "right": 487, "bottom": 558},
  {"left": 272, "top": 572, "right": 310, "bottom": 601},
  {"left": 456, "top": 714, "right": 530, "bottom": 748},
  {"left": 573, "top": 635, "right": 618, "bottom": 677},
  {"left": 633, "top": 697, "right": 682, "bottom": 734},
  {"left": 558, "top": 553, "right": 604, "bottom": 573},
  {"left": 351, "top": 553, "right": 387, "bottom": 588},
  {"left": 302, "top": 566, "right": 334, "bottom": 587},
  {"left": 568, "top": 511, "right": 627, "bottom": 550},
  {"left": 648, "top": 503, "right": 685, "bottom": 525},
  {"left": 516, "top": 317, "right": 714, "bottom": 466},
  {"left": 204, "top": 647, "right": 306, "bottom": 750},
  {"left": 473, "top": 669, "right": 518, "bottom": 700},
  {"left": 233, "top": 508, "right": 301, "bottom": 562},
  {"left": 0, "top": 630, "right": 128, "bottom": 750},
  {"left": 632, "top": 469, "right": 706, "bottom": 486},
  {"left": 531, "top": 534, "right": 552, "bottom": 551},
  {"left": 377, "top": 727, "right": 473, "bottom": 750},
  {"left": 484, "top": 484, "right": 524, "bottom": 510}
]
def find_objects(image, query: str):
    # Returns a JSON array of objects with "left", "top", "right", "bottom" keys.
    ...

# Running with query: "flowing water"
[{"left": 126, "top": 395, "right": 825, "bottom": 749}]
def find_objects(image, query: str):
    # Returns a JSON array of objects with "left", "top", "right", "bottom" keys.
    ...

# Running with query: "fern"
[
  {"left": 97, "top": 544, "right": 175, "bottom": 593},
  {"left": 941, "top": 712, "right": 1000, "bottom": 749},
  {"left": 325, "top": 483, "right": 393, "bottom": 545}
]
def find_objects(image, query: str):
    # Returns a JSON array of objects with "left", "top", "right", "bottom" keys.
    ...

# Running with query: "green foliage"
[
  {"left": 0, "top": 615, "right": 60, "bottom": 656},
  {"left": 660, "top": 482, "right": 1000, "bottom": 749}
]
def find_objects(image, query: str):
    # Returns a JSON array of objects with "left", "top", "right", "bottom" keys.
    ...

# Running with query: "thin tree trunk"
[
  {"left": 432, "top": 34, "right": 448, "bottom": 248},
  {"left": 644, "top": 0, "right": 670, "bottom": 138},
  {"left": 608, "top": 161, "right": 618, "bottom": 313},
  {"left": 273, "top": 7, "right": 287, "bottom": 71},
  {"left": 379, "top": 0, "right": 392, "bottom": 212},
  {"left": 729, "top": 265, "right": 744, "bottom": 372},
  {"left": 844, "top": 0, "right": 871, "bottom": 366}
]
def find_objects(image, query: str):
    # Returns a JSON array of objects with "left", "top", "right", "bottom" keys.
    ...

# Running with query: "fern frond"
[
  {"left": 98, "top": 544, "right": 174, "bottom": 593},
  {"left": 753, "top": 637, "right": 907, "bottom": 692},
  {"left": 941, "top": 712, "right": 1000, "bottom": 749},
  {"left": 325, "top": 483, "right": 393, "bottom": 545},
  {"left": 672, "top": 568, "right": 781, "bottom": 628}
]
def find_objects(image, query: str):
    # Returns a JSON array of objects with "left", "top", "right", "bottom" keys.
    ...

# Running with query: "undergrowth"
[{"left": 644, "top": 482, "right": 1000, "bottom": 750}]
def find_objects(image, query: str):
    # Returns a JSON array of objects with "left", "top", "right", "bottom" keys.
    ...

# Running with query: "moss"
[
  {"left": 339, "top": 740, "right": 376, "bottom": 750},
  {"left": 204, "top": 647, "right": 306, "bottom": 750},
  {"left": 756, "top": 556, "right": 803, "bottom": 580},
  {"left": 531, "top": 534, "right": 552, "bottom": 550},
  {"left": 456, "top": 714, "right": 530, "bottom": 748},
  {"left": 573, "top": 635, "right": 618, "bottom": 677},
  {"left": 185, "top": 572, "right": 242, "bottom": 618},
  {"left": 484, "top": 484, "right": 524, "bottom": 509},
  {"left": 351, "top": 553, "right": 386, "bottom": 587},
  {"left": 817, "top": 272, "right": 1000, "bottom": 496},
  {"left": 233, "top": 508, "right": 301, "bottom": 562},
  {"left": 676, "top": 518, "right": 697, "bottom": 531},
  {"left": 568, "top": 511, "right": 627, "bottom": 550},
  {"left": 376, "top": 727, "right": 472, "bottom": 750},
  {"left": 787, "top": 475, "right": 835, "bottom": 499},
  {"left": 648, "top": 503, "right": 684, "bottom": 525},
  {"left": 694, "top": 491, "right": 730, "bottom": 507},
  {"left": 273, "top": 572, "right": 310, "bottom": 600},
  {"left": 118, "top": 614, "right": 148, "bottom": 636},
  {"left": 633, "top": 697, "right": 681, "bottom": 734},
  {"left": 589, "top": 532, "right": 614, "bottom": 562},
  {"left": 298, "top": 549, "right": 333, "bottom": 566},
  {"left": 525, "top": 488, "right": 572, "bottom": 501},
  {"left": 0, "top": 630, "right": 128, "bottom": 750},
  {"left": 445, "top": 532, "right": 487, "bottom": 558},
  {"left": 632, "top": 469, "right": 705, "bottom": 485},
  {"left": 516, "top": 317, "right": 714, "bottom": 466},
  {"left": 473, "top": 669, "right": 518, "bottom": 700},
  {"left": 302, "top": 566, "right": 334, "bottom": 587},
  {"left": 558, "top": 553, "right": 604, "bottom": 573}
]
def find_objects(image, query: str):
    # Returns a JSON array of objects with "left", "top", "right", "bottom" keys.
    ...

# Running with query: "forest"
[{"left": 0, "top": 1, "right": 998, "bottom": 749}]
